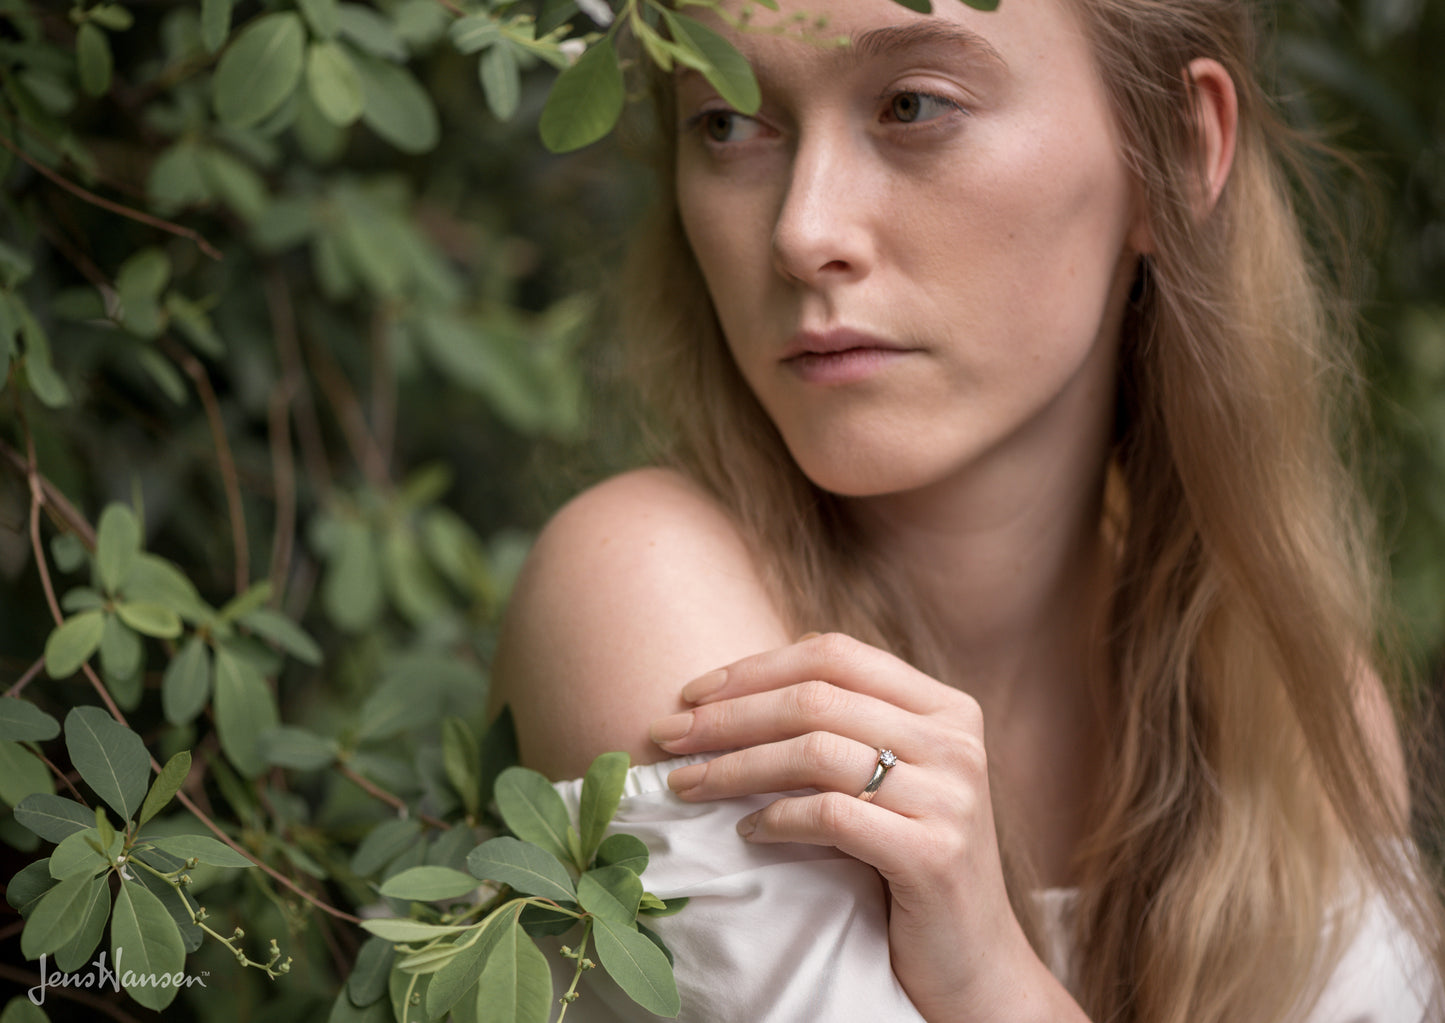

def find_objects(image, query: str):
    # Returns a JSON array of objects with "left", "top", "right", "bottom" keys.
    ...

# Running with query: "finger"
[
  {"left": 651, "top": 678, "right": 938, "bottom": 757},
  {"left": 734, "top": 791, "right": 929, "bottom": 878},
  {"left": 682, "top": 632, "right": 966, "bottom": 719},
  {"left": 667, "top": 734, "right": 921, "bottom": 811}
]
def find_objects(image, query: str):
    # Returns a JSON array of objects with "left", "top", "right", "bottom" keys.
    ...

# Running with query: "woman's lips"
[{"left": 781, "top": 329, "right": 917, "bottom": 384}]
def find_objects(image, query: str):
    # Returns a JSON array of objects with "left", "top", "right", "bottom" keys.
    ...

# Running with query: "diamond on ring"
[{"left": 858, "top": 748, "right": 898, "bottom": 802}]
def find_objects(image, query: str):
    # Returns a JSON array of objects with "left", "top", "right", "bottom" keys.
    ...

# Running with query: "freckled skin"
[{"left": 675, "top": 0, "right": 1145, "bottom": 506}]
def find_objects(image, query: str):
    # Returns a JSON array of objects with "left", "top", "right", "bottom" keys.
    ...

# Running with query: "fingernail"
[
  {"left": 649, "top": 711, "right": 694, "bottom": 746},
  {"left": 797, "top": 631, "right": 821, "bottom": 641},
  {"left": 736, "top": 814, "right": 757, "bottom": 839},
  {"left": 681, "top": 669, "right": 727, "bottom": 703},
  {"left": 667, "top": 763, "right": 706, "bottom": 795}
]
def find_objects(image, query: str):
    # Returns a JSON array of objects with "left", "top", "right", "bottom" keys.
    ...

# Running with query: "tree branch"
[
  {"left": 0, "top": 121, "right": 222, "bottom": 261},
  {"left": 172, "top": 344, "right": 250, "bottom": 595},
  {"left": 338, "top": 761, "right": 451, "bottom": 831}
]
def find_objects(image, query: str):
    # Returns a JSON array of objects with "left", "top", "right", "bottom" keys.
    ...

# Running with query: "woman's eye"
[
  {"left": 696, "top": 110, "right": 763, "bottom": 144},
  {"left": 885, "top": 91, "right": 960, "bottom": 125}
]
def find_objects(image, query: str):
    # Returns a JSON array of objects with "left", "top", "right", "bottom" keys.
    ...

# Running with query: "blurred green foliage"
[{"left": 0, "top": 0, "right": 1442, "bottom": 1020}]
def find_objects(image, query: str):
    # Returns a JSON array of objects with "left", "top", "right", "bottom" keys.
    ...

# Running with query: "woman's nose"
[{"left": 770, "top": 136, "right": 874, "bottom": 286}]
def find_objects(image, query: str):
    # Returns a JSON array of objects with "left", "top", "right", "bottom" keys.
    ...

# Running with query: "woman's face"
[{"left": 675, "top": 0, "right": 1145, "bottom": 501}]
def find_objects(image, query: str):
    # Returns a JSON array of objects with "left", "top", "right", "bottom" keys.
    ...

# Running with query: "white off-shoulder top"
[{"left": 548, "top": 756, "right": 1438, "bottom": 1022}]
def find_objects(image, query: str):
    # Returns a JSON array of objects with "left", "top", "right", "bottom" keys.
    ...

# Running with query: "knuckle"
[
  {"left": 798, "top": 730, "right": 853, "bottom": 776},
  {"left": 813, "top": 631, "right": 859, "bottom": 666},
  {"left": 793, "top": 678, "right": 840, "bottom": 718},
  {"left": 816, "top": 791, "right": 855, "bottom": 833}
]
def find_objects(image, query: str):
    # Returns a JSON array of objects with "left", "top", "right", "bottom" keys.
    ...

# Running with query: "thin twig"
[
  {"left": 265, "top": 270, "right": 332, "bottom": 498},
  {"left": 5, "top": 656, "right": 46, "bottom": 697},
  {"left": 338, "top": 761, "right": 451, "bottom": 831},
  {"left": 174, "top": 345, "right": 249, "bottom": 594},
  {"left": 267, "top": 380, "right": 298, "bottom": 605},
  {"left": 0, "top": 438, "right": 97, "bottom": 548},
  {"left": 0, "top": 123, "right": 222, "bottom": 261},
  {"left": 0, "top": 963, "right": 145, "bottom": 1023},
  {"left": 32, "top": 745, "right": 88, "bottom": 804},
  {"left": 370, "top": 306, "right": 396, "bottom": 480},
  {"left": 302, "top": 329, "right": 389, "bottom": 491}
]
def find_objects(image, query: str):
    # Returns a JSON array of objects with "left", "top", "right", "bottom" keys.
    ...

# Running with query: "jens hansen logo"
[{"left": 28, "top": 947, "right": 208, "bottom": 1005}]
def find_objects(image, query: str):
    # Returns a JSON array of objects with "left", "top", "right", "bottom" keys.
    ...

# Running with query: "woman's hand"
[{"left": 648, "top": 632, "right": 1080, "bottom": 1023}]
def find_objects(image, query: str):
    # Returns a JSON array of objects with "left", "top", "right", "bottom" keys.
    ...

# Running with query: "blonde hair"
[{"left": 618, "top": 2, "right": 1444, "bottom": 1020}]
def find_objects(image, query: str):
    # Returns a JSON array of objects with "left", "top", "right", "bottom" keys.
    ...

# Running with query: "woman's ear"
[{"left": 1187, "top": 57, "right": 1238, "bottom": 215}]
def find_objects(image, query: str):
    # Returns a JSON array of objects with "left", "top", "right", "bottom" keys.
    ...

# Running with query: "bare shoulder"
[{"left": 489, "top": 468, "right": 792, "bottom": 781}]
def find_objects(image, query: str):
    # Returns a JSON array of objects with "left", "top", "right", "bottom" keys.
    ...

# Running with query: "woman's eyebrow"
[{"left": 849, "top": 21, "right": 1007, "bottom": 68}]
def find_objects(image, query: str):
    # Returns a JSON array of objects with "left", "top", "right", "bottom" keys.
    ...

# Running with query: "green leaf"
[
  {"left": 359, "top": 918, "right": 474, "bottom": 943},
  {"left": 493, "top": 767, "right": 572, "bottom": 863},
  {"left": 53, "top": 872, "right": 112, "bottom": 971},
  {"left": 307, "top": 39, "right": 363, "bottom": 126},
  {"left": 465, "top": 836, "right": 576, "bottom": 903},
  {"left": 45, "top": 609, "right": 103, "bottom": 679},
  {"left": 127, "top": 864, "right": 203, "bottom": 952},
  {"left": 887, "top": 0, "right": 931, "bottom": 11},
  {"left": 76, "top": 22, "right": 113, "bottom": 96},
  {"left": 147, "top": 833, "right": 255, "bottom": 868},
  {"left": 213, "top": 12, "right": 306, "bottom": 128},
  {"left": 539, "top": 37, "right": 625, "bottom": 153},
  {"left": 378, "top": 865, "right": 479, "bottom": 902},
  {"left": 217, "top": 580, "right": 273, "bottom": 622},
  {"left": 138, "top": 750, "right": 191, "bottom": 827},
  {"left": 425, "top": 919, "right": 504, "bottom": 1016},
  {"left": 579, "top": 751, "right": 628, "bottom": 864},
  {"left": 64, "top": 706, "right": 148, "bottom": 823},
  {"left": 0, "top": 741, "right": 54, "bottom": 805},
  {"left": 353, "top": 50, "right": 439, "bottom": 154},
  {"left": 663, "top": 11, "right": 760, "bottom": 114},
  {"left": 1, "top": 997, "right": 51, "bottom": 1023},
  {"left": 6, "top": 859, "right": 57, "bottom": 917},
  {"left": 595, "top": 833, "right": 649, "bottom": 875},
  {"left": 201, "top": 0, "right": 234, "bottom": 53},
  {"left": 397, "top": 943, "right": 462, "bottom": 975},
  {"left": 89, "top": 4, "right": 134, "bottom": 30},
  {"left": 337, "top": 3, "right": 407, "bottom": 61},
  {"left": 441, "top": 717, "right": 480, "bottom": 818},
  {"left": 98, "top": 613, "right": 143, "bottom": 682},
  {"left": 351, "top": 817, "right": 422, "bottom": 876},
  {"left": 95, "top": 804, "right": 115, "bottom": 852},
  {"left": 62, "top": 587, "right": 104, "bottom": 614},
  {"left": 21, "top": 872, "right": 91, "bottom": 957},
  {"left": 299, "top": 0, "right": 341, "bottom": 37},
  {"left": 475, "top": 917, "right": 551, "bottom": 1023},
  {"left": 958, "top": 0, "right": 999, "bottom": 8},
  {"left": 120, "top": 554, "right": 211, "bottom": 621},
  {"left": 114, "top": 248, "right": 171, "bottom": 338},
  {"left": 638, "top": 895, "right": 689, "bottom": 918},
  {"left": 257, "top": 725, "right": 338, "bottom": 769},
  {"left": 19, "top": 301, "right": 71, "bottom": 408},
  {"left": 448, "top": 14, "right": 499, "bottom": 54},
  {"left": 636, "top": 920, "right": 675, "bottom": 966},
  {"left": 240, "top": 606, "right": 323, "bottom": 665},
  {"left": 0, "top": 699, "right": 60, "bottom": 742},
  {"left": 579, "top": 865, "right": 641, "bottom": 923},
  {"left": 199, "top": 147, "right": 268, "bottom": 222},
  {"left": 323, "top": 519, "right": 382, "bottom": 632},
  {"left": 115, "top": 601, "right": 182, "bottom": 639},
  {"left": 135, "top": 348, "right": 188, "bottom": 404},
  {"left": 347, "top": 936, "right": 395, "bottom": 1007},
  {"left": 479, "top": 706, "right": 519, "bottom": 814},
  {"left": 479, "top": 42, "right": 520, "bottom": 122},
  {"left": 96, "top": 503, "right": 142, "bottom": 595},
  {"left": 13, "top": 794, "right": 93, "bottom": 843},
  {"left": 111, "top": 880, "right": 186, "bottom": 1010},
  {"left": 212, "top": 645, "right": 279, "bottom": 777},
  {"left": 591, "top": 914, "right": 681, "bottom": 1016},
  {"left": 165, "top": 294, "right": 226, "bottom": 358},
  {"left": 162, "top": 636, "right": 211, "bottom": 726},
  {"left": 49, "top": 826, "right": 119, "bottom": 878}
]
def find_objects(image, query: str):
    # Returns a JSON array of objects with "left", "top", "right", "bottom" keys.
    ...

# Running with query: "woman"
[{"left": 491, "top": 0, "right": 1445, "bottom": 1019}]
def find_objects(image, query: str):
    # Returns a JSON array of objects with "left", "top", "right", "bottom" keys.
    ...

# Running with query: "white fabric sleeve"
[
  {"left": 547, "top": 755, "right": 928, "bottom": 1023},
  {"left": 1303, "top": 881, "right": 1440, "bottom": 1023}
]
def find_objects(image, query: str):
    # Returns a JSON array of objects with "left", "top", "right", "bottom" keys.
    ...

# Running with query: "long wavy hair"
[{"left": 617, "top": 1, "right": 1444, "bottom": 1019}]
